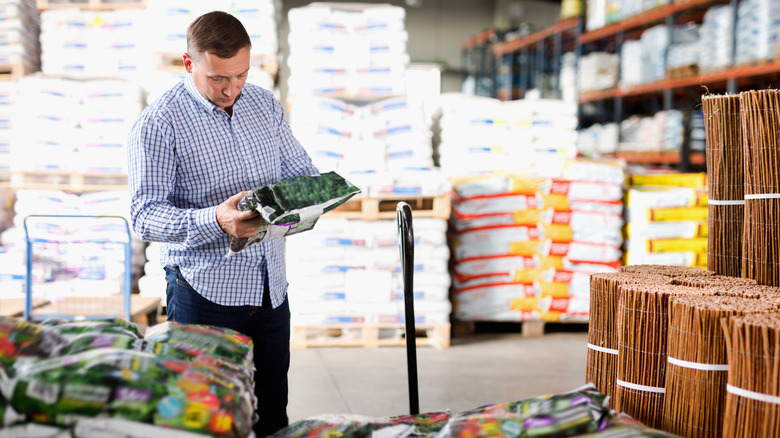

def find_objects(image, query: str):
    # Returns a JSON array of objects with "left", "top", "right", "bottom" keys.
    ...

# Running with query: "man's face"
[{"left": 183, "top": 47, "right": 251, "bottom": 110}]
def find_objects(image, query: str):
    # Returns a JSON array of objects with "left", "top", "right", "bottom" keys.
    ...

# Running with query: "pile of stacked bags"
[
  {"left": 271, "top": 384, "right": 678, "bottom": 437},
  {"left": 0, "top": 317, "right": 255, "bottom": 437}
]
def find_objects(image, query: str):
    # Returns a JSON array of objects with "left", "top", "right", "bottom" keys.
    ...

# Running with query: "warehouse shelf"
[
  {"left": 608, "top": 151, "right": 705, "bottom": 165},
  {"left": 492, "top": 18, "right": 580, "bottom": 56},
  {"left": 580, "top": 0, "right": 726, "bottom": 43},
  {"left": 36, "top": 0, "right": 147, "bottom": 10},
  {"left": 461, "top": 29, "right": 497, "bottom": 51},
  {"left": 579, "top": 60, "right": 780, "bottom": 103}
]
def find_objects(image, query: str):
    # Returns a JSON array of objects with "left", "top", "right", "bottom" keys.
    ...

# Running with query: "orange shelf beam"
[
  {"left": 492, "top": 18, "right": 580, "bottom": 56},
  {"left": 581, "top": 0, "right": 723, "bottom": 43},
  {"left": 609, "top": 151, "right": 705, "bottom": 165},
  {"left": 579, "top": 60, "right": 780, "bottom": 103},
  {"left": 462, "top": 29, "right": 497, "bottom": 51}
]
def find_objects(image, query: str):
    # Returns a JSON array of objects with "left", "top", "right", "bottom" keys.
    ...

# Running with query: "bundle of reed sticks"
[
  {"left": 614, "top": 283, "right": 710, "bottom": 429},
  {"left": 703, "top": 94, "right": 744, "bottom": 277},
  {"left": 722, "top": 312, "right": 780, "bottom": 437},
  {"left": 619, "top": 265, "right": 713, "bottom": 278},
  {"left": 587, "top": 273, "right": 671, "bottom": 403},
  {"left": 662, "top": 295, "right": 776, "bottom": 438},
  {"left": 740, "top": 90, "right": 780, "bottom": 286},
  {"left": 672, "top": 275, "right": 756, "bottom": 289}
]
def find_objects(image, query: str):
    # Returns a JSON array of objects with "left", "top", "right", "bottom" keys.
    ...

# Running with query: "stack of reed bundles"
[
  {"left": 672, "top": 275, "right": 757, "bottom": 288},
  {"left": 703, "top": 94, "right": 745, "bottom": 277},
  {"left": 662, "top": 295, "right": 778, "bottom": 438},
  {"left": 740, "top": 90, "right": 780, "bottom": 286},
  {"left": 722, "top": 313, "right": 780, "bottom": 438},
  {"left": 614, "top": 283, "right": 711, "bottom": 428},
  {"left": 587, "top": 273, "right": 672, "bottom": 404},
  {"left": 619, "top": 265, "right": 714, "bottom": 278}
]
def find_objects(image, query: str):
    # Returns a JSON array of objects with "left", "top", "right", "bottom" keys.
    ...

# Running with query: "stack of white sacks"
[
  {"left": 40, "top": 9, "right": 147, "bottom": 79},
  {"left": 736, "top": 0, "right": 780, "bottom": 65},
  {"left": 699, "top": 5, "right": 734, "bottom": 72},
  {"left": 287, "top": 3, "right": 409, "bottom": 97},
  {"left": 286, "top": 218, "right": 451, "bottom": 326},
  {"left": 290, "top": 95, "right": 447, "bottom": 196},
  {"left": 434, "top": 93, "right": 578, "bottom": 178},
  {"left": 0, "top": 190, "right": 146, "bottom": 299},
  {"left": 578, "top": 52, "right": 618, "bottom": 93},
  {"left": 577, "top": 110, "right": 684, "bottom": 156},
  {"left": 448, "top": 160, "right": 624, "bottom": 322},
  {"left": 11, "top": 75, "right": 143, "bottom": 175},
  {"left": 144, "top": 0, "right": 278, "bottom": 102},
  {"left": 0, "top": 0, "right": 39, "bottom": 73},
  {"left": 0, "top": 81, "right": 17, "bottom": 176}
]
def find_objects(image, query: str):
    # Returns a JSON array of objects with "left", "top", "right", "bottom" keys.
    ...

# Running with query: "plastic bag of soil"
[
  {"left": 270, "top": 414, "right": 414, "bottom": 438},
  {"left": 41, "top": 318, "right": 142, "bottom": 339},
  {"left": 387, "top": 410, "right": 452, "bottom": 437},
  {"left": 53, "top": 333, "right": 154, "bottom": 357},
  {"left": 144, "top": 322, "right": 254, "bottom": 374},
  {"left": 227, "top": 171, "right": 360, "bottom": 257},
  {"left": 439, "top": 384, "right": 609, "bottom": 437},
  {"left": 0, "top": 317, "right": 67, "bottom": 380},
  {"left": 2, "top": 348, "right": 254, "bottom": 437}
]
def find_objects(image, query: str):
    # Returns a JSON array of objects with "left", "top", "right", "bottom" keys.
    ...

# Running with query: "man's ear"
[{"left": 183, "top": 53, "right": 194, "bottom": 73}]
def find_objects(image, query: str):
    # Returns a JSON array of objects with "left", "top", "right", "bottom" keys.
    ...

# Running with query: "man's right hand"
[{"left": 216, "top": 191, "right": 262, "bottom": 237}]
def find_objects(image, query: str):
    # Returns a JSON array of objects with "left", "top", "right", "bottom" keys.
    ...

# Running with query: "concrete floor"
[{"left": 287, "top": 328, "right": 589, "bottom": 422}]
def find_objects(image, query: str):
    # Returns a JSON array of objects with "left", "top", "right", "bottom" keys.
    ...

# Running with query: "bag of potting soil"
[
  {"left": 270, "top": 414, "right": 413, "bottom": 438},
  {"left": 144, "top": 322, "right": 254, "bottom": 374},
  {"left": 41, "top": 318, "right": 142, "bottom": 339},
  {"left": 0, "top": 317, "right": 67, "bottom": 380},
  {"left": 53, "top": 333, "right": 154, "bottom": 357},
  {"left": 227, "top": 171, "right": 360, "bottom": 257},
  {"left": 387, "top": 410, "right": 452, "bottom": 437},
  {"left": 3, "top": 348, "right": 254, "bottom": 437},
  {"left": 440, "top": 384, "right": 609, "bottom": 438}
]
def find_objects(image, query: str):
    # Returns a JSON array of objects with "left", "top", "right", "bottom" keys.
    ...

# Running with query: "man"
[{"left": 128, "top": 11, "right": 317, "bottom": 437}]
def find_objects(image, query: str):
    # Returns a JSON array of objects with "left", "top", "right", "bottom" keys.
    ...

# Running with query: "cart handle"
[
  {"left": 22, "top": 215, "right": 133, "bottom": 322},
  {"left": 397, "top": 202, "right": 419, "bottom": 415}
]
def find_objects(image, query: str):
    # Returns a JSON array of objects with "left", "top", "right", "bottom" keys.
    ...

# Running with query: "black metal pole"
[{"left": 397, "top": 202, "right": 419, "bottom": 415}]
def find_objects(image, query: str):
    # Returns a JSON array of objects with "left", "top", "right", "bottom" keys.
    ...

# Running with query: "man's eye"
[{"left": 211, "top": 77, "right": 225, "bottom": 83}]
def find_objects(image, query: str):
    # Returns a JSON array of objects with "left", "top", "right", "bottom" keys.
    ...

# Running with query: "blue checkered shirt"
[{"left": 128, "top": 75, "right": 318, "bottom": 308}]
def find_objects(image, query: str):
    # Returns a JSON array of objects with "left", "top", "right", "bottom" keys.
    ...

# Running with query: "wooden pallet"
[
  {"left": 329, "top": 194, "right": 450, "bottom": 220},
  {"left": 7, "top": 171, "right": 128, "bottom": 192},
  {"left": 0, "top": 63, "right": 36, "bottom": 80},
  {"left": 152, "top": 52, "right": 278, "bottom": 75},
  {"left": 37, "top": 0, "right": 147, "bottom": 10},
  {"left": 291, "top": 323, "right": 451, "bottom": 349}
]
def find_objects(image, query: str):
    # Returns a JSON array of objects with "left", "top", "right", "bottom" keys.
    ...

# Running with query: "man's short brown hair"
[{"left": 186, "top": 11, "right": 252, "bottom": 59}]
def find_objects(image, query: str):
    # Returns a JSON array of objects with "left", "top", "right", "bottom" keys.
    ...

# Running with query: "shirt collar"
[{"left": 184, "top": 74, "right": 243, "bottom": 114}]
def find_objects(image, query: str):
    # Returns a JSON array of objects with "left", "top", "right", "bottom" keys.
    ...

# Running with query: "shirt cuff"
[{"left": 198, "top": 206, "right": 224, "bottom": 239}]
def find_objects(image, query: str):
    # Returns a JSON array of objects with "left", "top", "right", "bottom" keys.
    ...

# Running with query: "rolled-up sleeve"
[{"left": 128, "top": 111, "right": 224, "bottom": 247}]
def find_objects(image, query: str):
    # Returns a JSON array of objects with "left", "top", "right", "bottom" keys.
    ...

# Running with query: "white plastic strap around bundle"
[
  {"left": 708, "top": 199, "right": 745, "bottom": 206},
  {"left": 745, "top": 194, "right": 780, "bottom": 200},
  {"left": 615, "top": 379, "right": 665, "bottom": 394},
  {"left": 667, "top": 357, "right": 729, "bottom": 371},
  {"left": 587, "top": 343, "right": 618, "bottom": 355},
  {"left": 727, "top": 384, "right": 780, "bottom": 405}
]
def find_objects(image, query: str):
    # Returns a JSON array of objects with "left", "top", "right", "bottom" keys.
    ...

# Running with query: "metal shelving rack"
[{"left": 461, "top": 0, "right": 780, "bottom": 171}]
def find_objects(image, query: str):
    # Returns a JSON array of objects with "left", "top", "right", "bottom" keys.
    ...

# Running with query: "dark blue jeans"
[{"left": 164, "top": 266, "right": 290, "bottom": 437}]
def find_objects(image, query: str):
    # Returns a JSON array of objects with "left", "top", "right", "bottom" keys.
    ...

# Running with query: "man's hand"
[{"left": 216, "top": 191, "right": 262, "bottom": 237}]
